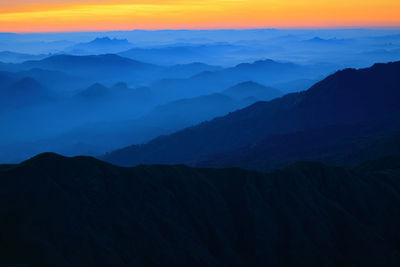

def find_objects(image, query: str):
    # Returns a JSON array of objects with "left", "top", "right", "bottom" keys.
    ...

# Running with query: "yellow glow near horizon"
[{"left": 0, "top": 0, "right": 399, "bottom": 33}]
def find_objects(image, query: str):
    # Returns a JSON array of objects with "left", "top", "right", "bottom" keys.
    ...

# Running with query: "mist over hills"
[
  {"left": 2, "top": 29, "right": 400, "bottom": 66},
  {"left": 150, "top": 59, "right": 320, "bottom": 103},
  {"left": 118, "top": 43, "right": 244, "bottom": 65},
  {"left": 0, "top": 52, "right": 327, "bottom": 162},
  {"left": 0, "top": 79, "right": 280, "bottom": 163},
  {"left": 0, "top": 29, "right": 399, "bottom": 165},
  {"left": 0, "top": 76, "right": 51, "bottom": 112},
  {"left": 0, "top": 51, "right": 48, "bottom": 63},
  {"left": 1, "top": 153, "right": 400, "bottom": 266},
  {"left": 103, "top": 61, "right": 400, "bottom": 168},
  {"left": 1, "top": 29, "right": 400, "bottom": 266},
  {"left": 222, "top": 81, "right": 282, "bottom": 100}
]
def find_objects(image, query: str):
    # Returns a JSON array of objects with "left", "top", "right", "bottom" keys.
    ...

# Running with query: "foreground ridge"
[{"left": 1, "top": 154, "right": 400, "bottom": 266}]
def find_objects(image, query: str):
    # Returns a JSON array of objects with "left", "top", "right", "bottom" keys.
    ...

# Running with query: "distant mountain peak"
[
  {"left": 310, "top": 36, "right": 325, "bottom": 42},
  {"left": 90, "top": 37, "right": 130, "bottom": 45},
  {"left": 235, "top": 81, "right": 263, "bottom": 87},
  {"left": 77, "top": 83, "right": 109, "bottom": 99},
  {"left": 67, "top": 37, "right": 133, "bottom": 55},
  {"left": 235, "top": 59, "right": 294, "bottom": 69},
  {"left": 223, "top": 81, "right": 282, "bottom": 101}
]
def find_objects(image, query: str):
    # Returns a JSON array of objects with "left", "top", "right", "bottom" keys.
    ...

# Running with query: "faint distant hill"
[
  {"left": 0, "top": 79, "right": 284, "bottom": 163},
  {"left": 222, "top": 81, "right": 282, "bottom": 101},
  {"left": 72, "top": 82, "right": 154, "bottom": 109},
  {"left": 303, "top": 36, "right": 353, "bottom": 45},
  {"left": 0, "top": 77, "right": 51, "bottom": 110},
  {"left": 0, "top": 68, "right": 90, "bottom": 96},
  {"left": 151, "top": 59, "right": 322, "bottom": 102},
  {"left": 0, "top": 51, "right": 48, "bottom": 63},
  {"left": 18, "top": 54, "right": 162, "bottom": 84},
  {"left": 66, "top": 37, "right": 134, "bottom": 55},
  {"left": 162, "top": 62, "right": 222, "bottom": 78},
  {"left": 0, "top": 71, "right": 19, "bottom": 88},
  {"left": 118, "top": 43, "right": 243, "bottom": 65},
  {"left": 0, "top": 54, "right": 226, "bottom": 87},
  {"left": 141, "top": 93, "right": 254, "bottom": 130},
  {"left": 102, "top": 61, "right": 400, "bottom": 168},
  {"left": 75, "top": 83, "right": 109, "bottom": 100},
  {"left": 139, "top": 81, "right": 281, "bottom": 133}
]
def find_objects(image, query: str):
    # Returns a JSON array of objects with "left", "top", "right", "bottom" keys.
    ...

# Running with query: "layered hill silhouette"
[
  {"left": 0, "top": 54, "right": 225, "bottom": 89},
  {"left": 0, "top": 54, "right": 164, "bottom": 86},
  {"left": 222, "top": 81, "right": 282, "bottom": 100},
  {"left": 1, "top": 153, "right": 400, "bottom": 266},
  {"left": 0, "top": 76, "right": 51, "bottom": 111},
  {"left": 0, "top": 51, "right": 48, "bottom": 63},
  {"left": 103, "top": 61, "right": 400, "bottom": 168},
  {"left": 150, "top": 59, "right": 323, "bottom": 102},
  {"left": 67, "top": 37, "right": 134, "bottom": 55},
  {"left": 118, "top": 43, "right": 241, "bottom": 65}
]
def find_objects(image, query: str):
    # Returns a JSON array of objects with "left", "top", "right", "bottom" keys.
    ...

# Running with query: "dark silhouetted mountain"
[
  {"left": 222, "top": 81, "right": 282, "bottom": 101},
  {"left": 1, "top": 153, "right": 400, "bottom": 266},
  {"left": 198, "top": 119, "right": 400, "bottom": 171},
  {"left": 103, "top": 61, "right": 400, "bottom": 167},
  {"left": 67, "top": 37, "right": 134, "bottom": 55}
]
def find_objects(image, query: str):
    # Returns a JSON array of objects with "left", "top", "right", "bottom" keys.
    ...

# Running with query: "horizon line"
[{"left": 2, "top": 26, "right": 400, "bottom": 35}]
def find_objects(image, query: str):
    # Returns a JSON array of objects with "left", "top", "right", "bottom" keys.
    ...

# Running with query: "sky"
[{"left": 0, "top": 0, "right": 399, "bottom": 33}]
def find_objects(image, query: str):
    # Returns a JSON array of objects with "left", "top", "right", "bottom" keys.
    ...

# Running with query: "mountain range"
[
  {"left": 103, "top": 61, "right": 400, "bottom": 169},
  {"left": 1, "top": 31, "right": 400, "bottom": 267}
]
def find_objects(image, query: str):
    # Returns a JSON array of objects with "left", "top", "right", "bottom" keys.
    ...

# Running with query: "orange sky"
[{"left": 0, "top": 0, "right": 399, "bottom": 33}]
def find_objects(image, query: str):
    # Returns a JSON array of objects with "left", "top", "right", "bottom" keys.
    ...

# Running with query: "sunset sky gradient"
[{"left": 1, "top": 0, "right": 399, "bottom": 33}]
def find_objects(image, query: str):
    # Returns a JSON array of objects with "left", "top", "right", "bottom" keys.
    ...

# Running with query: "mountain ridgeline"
[
  {"left": 1, "top": 153, "right": 400, "bottom": 266},
  {"left": 102, "top": 61, "right": 400, "bottom": 169},
  {"left": 1, "top": 31, "right": 400, "bottom": 267}
]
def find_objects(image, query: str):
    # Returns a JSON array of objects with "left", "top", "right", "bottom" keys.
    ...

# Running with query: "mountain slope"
[
  {"left": 222, "top": 81, "right": 282, "bottom": 101},
  {"left": 103, "top": 61, "right": 400, "bottom": 167},
  {"left": 1, "top": 153, "right": 400, "bottom": 266},
  {"left": 197, "top": 119, "right": 400, "bottom": 171}
]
